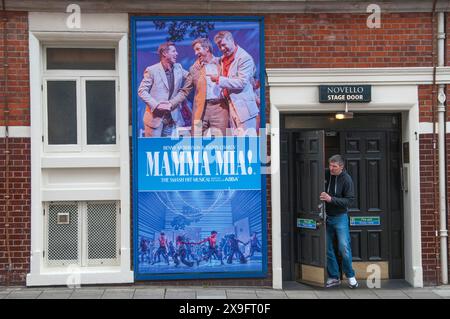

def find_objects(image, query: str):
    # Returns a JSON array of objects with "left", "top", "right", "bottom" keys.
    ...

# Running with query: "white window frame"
[
  {"left": 42, "top": 44, "right": 119, "bottom": 153},
  {"left": 28, "top": 21, "right": 133, "bottom": 286},
  {"left": 43, "top": 77, "right": 82, "bottom": 153},
  {"left": 81, "top": 77, "right": 119, "bottom": 153},
  {"left": 43, "top": 43, "right": 118, "bottom": 77}
]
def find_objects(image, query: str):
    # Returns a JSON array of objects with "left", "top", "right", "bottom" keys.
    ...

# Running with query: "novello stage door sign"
[
  {"left": 319, "top": 85, "right": 372, "bottom": 103},
  {"left": 131, "top": 16, "right": 267, "bottom": 280}
]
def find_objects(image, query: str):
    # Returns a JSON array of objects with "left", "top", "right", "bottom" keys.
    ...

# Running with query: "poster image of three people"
[
  {"left": 138, "top": 29, "right": 261, "bottom": 138},
  {"left": 134, "top": 19, "right": 265, "bottom": 279}
]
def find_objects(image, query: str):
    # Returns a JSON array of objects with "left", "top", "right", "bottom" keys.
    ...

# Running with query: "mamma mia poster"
[{"left": 131, "top": 16, "right": 266, "bottom": 280}]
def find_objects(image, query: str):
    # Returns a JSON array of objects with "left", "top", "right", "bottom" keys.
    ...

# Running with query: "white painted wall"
[
  {"left": 401, "top": 105, "right": 424, "bottom": 288},
  {"left": 29, "top": 12, "right": 128, "bottom": 33}
]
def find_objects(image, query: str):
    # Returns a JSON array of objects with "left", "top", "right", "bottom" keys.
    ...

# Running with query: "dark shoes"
[{"left": 326, "top": 278, "right": 341, "bottom": 288}]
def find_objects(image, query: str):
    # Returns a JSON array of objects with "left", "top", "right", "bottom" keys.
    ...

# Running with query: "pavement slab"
[
  {"left": 133, "top": 288, "right": 166, "bottom": 299},
  {"left": 314, "top": 290, "right": 349, "bottom": 299},
  {"left": 165, "top": 288, "right": 196, "bottom": 299},
  {"left": 102, "top": 288, "right": 135, "bottom": 299},
  {"left": 6, "top": 290, "right": 43, "bottom": 299},
  {"left": 225, "top": 289, "right": 258, "bottom": 299},
  {"left": 432, "top": 289, "right": 450, "bottom": 298},
  {"left": 285, "top": 291, "right": 318, "bottom": 299},
  {"left": 255, "top": 289, "right": 288, "bottom": 299},
  {"left": 196, "top": 289, "right": 227, "bottom": 299},
  {"left": 373, "top": 289, "right": 411, "bottom": 299},
  {"left": 69, "top": 289, "right": 105, "bottom": 299},
  {"left": 342, "top": 289, "right": 380, "bottom": 299}
]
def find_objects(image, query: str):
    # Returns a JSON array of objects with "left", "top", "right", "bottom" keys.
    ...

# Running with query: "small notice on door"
[
  {"left": 297, "top": 218, "right": 317, "bottom": 229},
  {"left": 350, "top": 216, "right": 381, "bottom": 226}
]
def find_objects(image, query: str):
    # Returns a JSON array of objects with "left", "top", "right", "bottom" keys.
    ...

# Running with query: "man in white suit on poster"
[{"left": 209, "top": 31, "right": 260, "bottom": 136}]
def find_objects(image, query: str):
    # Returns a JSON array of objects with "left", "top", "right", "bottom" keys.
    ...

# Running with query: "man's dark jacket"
[{"left": 324, "top": 168, "right": 355, "bottom": 216}]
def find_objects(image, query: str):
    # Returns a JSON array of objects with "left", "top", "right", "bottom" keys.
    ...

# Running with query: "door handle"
[{"left": 312, "top": 210, "right": 325, "bottom": 220}]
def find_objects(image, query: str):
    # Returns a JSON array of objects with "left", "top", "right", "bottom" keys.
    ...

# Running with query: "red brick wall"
[
  {"left": 447, "top": 85, "right": 450, "bottom": 284},
  {"left": 0, "top": 138, "right": 31, "bottom": 285},
  {"left": 0, "top": 12, "right": 29, "bottom": 126},
  {"left": 0, "top": 11, "right": 30, "bottom": 285},
  {"left": 447, "top": 130, "right": 450, "bottom": 284},
  {"left": 447, "top": 131, "right": 450, "bottom": 284},
  {"left": 447, "top": 85, "right": 450, "bottom": 122},
  {"left": 265, "top": 13, "right": 433, "bottom": 68},
  {"left": 419, "top": 134, "right": 439, "bottom": 285},
  {"left": 419, "top": 85, "right": 434, "bottom": 123},
  {"left": 418, "top": 87, "right": 450, "bottom": 286}
]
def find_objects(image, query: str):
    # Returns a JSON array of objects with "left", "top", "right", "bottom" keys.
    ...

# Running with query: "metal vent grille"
[
  {"left": 87, "top": 202, "right": 118, "bottom": 262},
  {"left": 47, "top": 202, "right": 79, "bottom": 265}
]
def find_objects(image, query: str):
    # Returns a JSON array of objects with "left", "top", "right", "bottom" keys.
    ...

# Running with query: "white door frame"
[{"left": 266, "top": 67, "right": 450, "bottom": 289}]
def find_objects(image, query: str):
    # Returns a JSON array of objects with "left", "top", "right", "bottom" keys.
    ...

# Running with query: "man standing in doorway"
[{"left": 320, "top": 154, "right": 358, "bottom": 289}]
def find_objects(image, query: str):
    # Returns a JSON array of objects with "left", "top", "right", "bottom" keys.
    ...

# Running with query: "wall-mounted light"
[{"left": 335, "top": 102, "right": 354, "bottom": 120}]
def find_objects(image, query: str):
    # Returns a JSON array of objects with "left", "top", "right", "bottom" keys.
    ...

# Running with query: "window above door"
[
  {"left": 46, "top": 48, "right": 116, "bottom": 70},
  {"left": 42, "top": 46, "right": 119, "bottom": 153}
]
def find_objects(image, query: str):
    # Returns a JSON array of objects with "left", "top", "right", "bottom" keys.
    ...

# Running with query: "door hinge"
[
  {"left": 42, "top": 135, "right": 44, "bottom": 143},
  {"left": 43, "top": 250, "right": 45, "bottom": 258},
  {"left": 43, "top": 207, "right": 45, "bottom": 216},
  {"left": 118, "top": 249, "right": 121, "bottom": 256}
]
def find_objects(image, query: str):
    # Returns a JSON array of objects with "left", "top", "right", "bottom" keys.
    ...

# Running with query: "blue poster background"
[{"left": 132, "top": 16, "right": 266, "bottom": 280}]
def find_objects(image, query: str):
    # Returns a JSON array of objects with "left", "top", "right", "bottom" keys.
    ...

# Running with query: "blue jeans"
[{"left": 326, "top": 213, "right": 355, "bottom": 279}]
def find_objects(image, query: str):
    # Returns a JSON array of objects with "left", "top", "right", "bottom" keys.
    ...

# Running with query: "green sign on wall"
[
  {"left": 350, "top": 216, "right": 380, "bottom": 226},
  {"left": 297, "top": 218, "right": 317, "bottom": 230}
]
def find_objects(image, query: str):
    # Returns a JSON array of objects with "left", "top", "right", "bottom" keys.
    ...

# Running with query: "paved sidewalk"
[{"left": 0, "top": 281, "right": 448, "bottom": 299}]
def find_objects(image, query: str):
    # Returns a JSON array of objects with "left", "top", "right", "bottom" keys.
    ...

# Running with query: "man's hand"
[
  {"left": 207, "top": 74, "right": 219, "bottom": 83},
  {"left": 320, "top": 192, "right": 332, "bottom": 203},
  {"left": 157, "top": 101, "right": 172, "bottom": 111}
]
